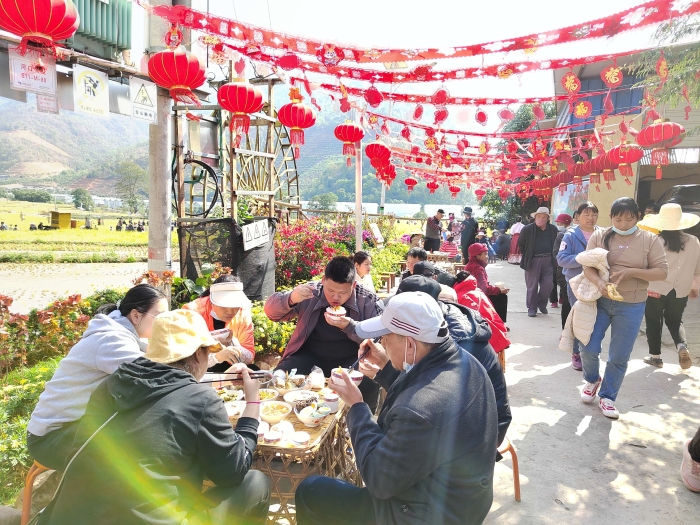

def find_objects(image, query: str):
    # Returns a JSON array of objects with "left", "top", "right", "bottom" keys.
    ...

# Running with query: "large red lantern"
[
  {"left": 334, "top": 122, "right": 364, "bottom": 166},
  {"left": 278, "top": 88, "right": 316, "bottom": 159},
  {"left": 0, "top": 0, "right": 79, "bottom": 55},
  {"left": 636, "top": 120, "right": 685, "bottom": 179},
  {"left": 404, "top": 177, "right": 418, "bottom": 192},
  {"left": 365, "top": 141, "right": 391, "bottom": 175},
  {"left": 217, "top": 80, "right": 264, "bottom": 145},
  {"left": 607, "top": 142, "right": 643, "bottom": 185},
  {"left": 148, "top": 48, "right": 206, "bottom": 106},
  {"left": 426, "top": 181, "right": 440, "bottom": 194},
  {"left": 597, "top": 154, "right": 618, "bottom": 190}
]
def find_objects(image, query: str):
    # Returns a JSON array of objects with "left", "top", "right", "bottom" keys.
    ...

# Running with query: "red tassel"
[
  {"left": 606, "top": 182, "right": 612, "bottom": 190},
  {"left": 624, "top": 176, "right": 633, "bottom": 186},
  {"left": 290, "top": 128, "right": 305, "bottom": 147},
  {"left": 656, "top": 165, "right": 663, "bottom": 179},
  {"left": 342, "top": 143, "right": 356, "bottom": 157},
  {"left": 346, "top": 157, "right": 352, "bottom": 167},
  {"left": 230, "top": 114, "right": 251, "bottom": 135},
  {"left": 294, "top": 147, "right": 300, "bottom": 159},
  {"left": 619, "top": 164, "right": 632, "bottom": 178}
]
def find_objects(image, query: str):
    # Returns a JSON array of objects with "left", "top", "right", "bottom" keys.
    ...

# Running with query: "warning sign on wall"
[
  {"left": 241, "top": 219, "right": 270, "bottom": 251},
  {"left": 129, "top": 77, "right": 157, "bottom": 124}
]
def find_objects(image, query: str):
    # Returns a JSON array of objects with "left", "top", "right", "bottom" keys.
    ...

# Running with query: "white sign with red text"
[{"left": 8, "top": 48, "right": 56, "bottom": 95}]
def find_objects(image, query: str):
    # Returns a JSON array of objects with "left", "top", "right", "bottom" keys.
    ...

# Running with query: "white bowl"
[
  {"left": 260, "top": 401, "right": 292, "bottom": 425},
  {"left": 258, "top": 388, "right": 279, "bottom": 402},
  {"left": 294, "top": 404, "right": 330, "bottom": 428},
  {"left": 224, "top": 401, "right": 245, "bottom": 418},
  {"left": 330, "top": 368, "right": 364, "bottom": 387},
  {"left": 283, "top": 390, "right": 319, "bottom": 412}
]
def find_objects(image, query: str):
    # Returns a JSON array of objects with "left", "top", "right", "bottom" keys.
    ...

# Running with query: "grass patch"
[{"left": 0, "top": 252, "right": 147, "bottom": 263}]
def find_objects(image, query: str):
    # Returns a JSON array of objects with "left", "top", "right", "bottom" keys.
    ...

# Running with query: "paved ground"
[{"left": 485, "top": 260, "right": 700, "bottom": 525}]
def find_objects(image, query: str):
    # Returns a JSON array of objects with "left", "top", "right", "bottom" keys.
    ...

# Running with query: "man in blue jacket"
[{"left": 295, "top": 292, "right": 498, "bottom": 525}]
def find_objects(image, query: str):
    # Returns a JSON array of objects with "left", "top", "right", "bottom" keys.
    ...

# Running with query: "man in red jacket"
[{"left": 465, "top": 243, "right": 509, "bottom": 324}]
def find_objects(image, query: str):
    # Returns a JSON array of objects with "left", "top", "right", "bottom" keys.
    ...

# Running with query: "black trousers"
[
  {"left": 295, "top": 475, "right": 375, "bottom": 525},
  {"left": 27, "top": 420, "right": 81, "bottom": 471},
  {"left": 488, "top": 293, "right": 508, "bottom": 323},
  {"left": 690, "top": 427, "right": 700, "bottom": 463},
  {"left": 461, "top": 241, "right": 473, "bottom": 264},
  {"left": 277, "top": 351, "right": 381, "bottom": 413},
  {"left": 549, "top": 269, "right": 560, "bottom": 303},
  {"left": 560, "top": 282, "right": 571, "bottom": 330},
  {"left": 644, "top": 289, "right": 688, "bottom": 355},
  {"left": 424, "top": 237, "right": 441, "bottom": 252}
]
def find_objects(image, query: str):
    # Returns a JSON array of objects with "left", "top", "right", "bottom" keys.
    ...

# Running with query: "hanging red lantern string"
[
  {"left": 277, "top": 87, "right": 316, "bottom": 159},
  {"left": 0, "top": 0, "right": 80, "bottom": 55},
  {"left": 474, "top": 188, "right": 486, "bottom": 202},
  {"left": 636, "top": 120, "right": 685, "bottom": 179},
  {"left": 607, "top": 142, "right": 643, "bottom": 185},
  {"left": 334, "top": 121, "right": 364, "bottom": 166},
  {"left": 217, "top": 58, "right": 264, "bottom": 147},
  {"left": 598, "top": 154, "right": 619, "bottom": 190},
  {"left": 404, "top": 177, "right": 418, "bottom": 192},
  {"left": 148, "top": 47, "right": 206, "bottom": 108},
  {"left": 426, "top": 181, "right": 440, "bottom": 194},
  {"left": 448, "top": 185, "right": 461, "bottom": 200}
]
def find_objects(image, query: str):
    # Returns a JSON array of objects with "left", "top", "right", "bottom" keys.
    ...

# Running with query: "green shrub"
[
  {"left": 369, "top": 242, "right": 408, "bottom": 290},
  {"left": 0, "top": 357, "right": 61, "bottom": 505},
  {"left": 250, "top": 301, "right": 296, "bottom": 356}
]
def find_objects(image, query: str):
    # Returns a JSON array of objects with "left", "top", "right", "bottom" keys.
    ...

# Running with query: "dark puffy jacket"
[
  {"left": 347, "top": 338, "right": 497, "bottom": 525},
  {"left": 42, "top": 358, "right": 259, "bottom": 525},
  {"left": 441, "top": 301, "right": 511, "bottom": 446}
]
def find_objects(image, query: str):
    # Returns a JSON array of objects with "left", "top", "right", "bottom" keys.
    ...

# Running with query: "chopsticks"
[
  {"left": 201, "top": 372, "right": 271, "bottom": 384},
  {"left": 348, "top": 337, "right": 380, "bottom": 372}
]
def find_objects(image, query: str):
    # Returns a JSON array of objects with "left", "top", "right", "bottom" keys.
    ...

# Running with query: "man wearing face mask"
[
  {"left": 294, "top": 292, "right": 498, "bottom": 525},
  {"left": 518, "top": 207, "right": 560, "bottom": 317}
]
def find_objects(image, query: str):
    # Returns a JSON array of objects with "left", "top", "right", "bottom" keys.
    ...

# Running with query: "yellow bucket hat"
[{"left": 145, "top": 310, "right": 221, "bottom": 364}]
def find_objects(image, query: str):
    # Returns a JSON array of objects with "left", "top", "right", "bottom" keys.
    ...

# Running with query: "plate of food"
[
  {"left": 272, "top": 371, "right": 309, "bottom": 396},
  {"left": 258, "top": 388, "right": 279, "bottom": 401},
  {"left": 216, "top": 388, "right": 244, "bottom": 402}
]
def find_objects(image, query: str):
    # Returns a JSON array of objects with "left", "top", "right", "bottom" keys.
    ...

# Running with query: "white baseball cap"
[
  {"left": 355, "top": 291, "right": 448, "bottom": 343},
  {"left": 210, "top": 282, "right": 251, "bottom": 309}
]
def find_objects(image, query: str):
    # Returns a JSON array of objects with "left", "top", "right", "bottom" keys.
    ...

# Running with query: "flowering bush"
[
  {"left": 250, "top": 301, "right": 296, "bottom": 356},
  {"left": 368, "top": 243, "right": 410, "bottom": 290}
]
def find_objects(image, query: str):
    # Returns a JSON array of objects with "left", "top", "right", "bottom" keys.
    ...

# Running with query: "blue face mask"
[{"left": 611, "top": 225, "right": 638, "bottom": 236}]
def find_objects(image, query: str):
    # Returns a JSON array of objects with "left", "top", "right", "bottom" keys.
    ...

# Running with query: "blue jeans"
[
  {"left": 566, "top": 282, "right": 580, "bottom": 355},
  {"left": 579, "top": 297, "right": 646, "bottom": 402}
]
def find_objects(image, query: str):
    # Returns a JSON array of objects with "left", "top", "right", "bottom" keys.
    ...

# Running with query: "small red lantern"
[
  {"left": 334, "top": 122, "right": 364, "bottom": 166},
  {"left": 426, "top": 181, "right": 440, "bottom": 194},
  {"left": 598, "top": 154, "right": 618, "bottom": 190},
  {"left": 278, "top": 87, "right": 316, "bottom": 159},
  {"left": 475, "top": 188, "right": 486, "bottom": 202},
  {"left": 0, "top": 0, "right": 80, "bottom": 55},
  {"left": 365, "top": 141, "right": 391, "bottom": 164},
  {"left": 607, "top": 142, "right": 643, "bottom": 185},
  {"left": 148, "top": 48, "right": 206, "bottom": 106},
  {"left": 404, "top": 177, "right": 418, "bottom": 192},
  {"left": 636, "top": 120, "right": 685, "bottom": 179},
  {"left": 217, "top": 73, "right": 264, "bottom": 146},
  {"left": 569, "top": 162, "right": 585, "bottom": 188},
  {"left": 448, "top": 185, "right": 461, "bottom": 200}
]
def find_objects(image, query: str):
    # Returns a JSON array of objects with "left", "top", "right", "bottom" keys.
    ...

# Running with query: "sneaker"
[
  {"left": 539, "top": 306, "right": 548, "bottom": 314},
  {"left": 528, "top": 309, "right": 537, "bottom": 317},
  {"left": 599, "top": 398, "right": 619, "bottom": 419},
  {"left": 681, "top": 439, "right": 700, "bottom": 492},
  {"left": 551, "top": 302, "right": 559, "bottom": 309},
  {"left": 571, "top": 353, "right": 582, "bottom": 371},
  {"left": 643, "top": 356, "right": 664, "bottom": 368},
  {"left": 678, "top": 344, "right": 692, "bottom": 370},
  {"left": 581, "top": 377, "right": 602, "bottom": 403}
]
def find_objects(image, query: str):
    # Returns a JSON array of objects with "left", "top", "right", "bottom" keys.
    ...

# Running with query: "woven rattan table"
[{"left": 230, "top": 401, "right": 362, "bottom": 524}]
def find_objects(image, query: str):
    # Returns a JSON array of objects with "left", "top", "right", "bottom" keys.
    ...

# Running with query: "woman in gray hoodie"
[{"left": 27, "top": 284, "right": 168, "bottom": 470}]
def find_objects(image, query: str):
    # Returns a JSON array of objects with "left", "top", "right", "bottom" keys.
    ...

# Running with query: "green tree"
[
  {"left": 479, "top": 188, "right": 542, "bottom": 227},
  {"left": 307, "top": 192, "right": 338, "bottom": 211},
  {"left": 498, "top": 103, "right": 557, "bottom": 152},
  {"left": 115, "top": 161, "right": 147, "bottom": 214},
  {"left": 413, "top": 206, "right": 427, "bottom": 219},
  {"left": 11, "top": 189, "right": 52, "bottom": 203},
  {"left": 70, "top": 188, "right": 93, "bottom": 210}
]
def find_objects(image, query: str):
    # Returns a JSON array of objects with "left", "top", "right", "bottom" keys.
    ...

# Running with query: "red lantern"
[
  {"left": 475, "top": 188, "right": 486, "bottom": 202},
  {"left": 448, "top": 185, "right": 461, "bottom": 200},
  {"left": 607, "top": 142, "right": 642, "bottom": 185},
  {"left": 498, "top": 188, "right": 510, "bottom": 201},
  {"left": 404, "top": 177, "right": 418, "bottom": 192},
  {"left": 217, "top": 81, "right": 264, "bottom": 145},
  {"left": 457, "top": 138, "right": 470, "bottom": 153},
  {"left": 598, "top": 154, "right": 618, "bottom": 189},
  {"left": 426, "top": 181, "right": 440, "bottom": 194},
  {"left": 636, "top": 120, "right": 685, "bottom": 179},
  {"left": 0, "top": 0, "right": 79, "bottom": 55},
  {"left": 277, "top": 51, "right": 302, "bottom": 70},
  {"left": 334, "top": 122, "right": 364, "bottom": 166},
  {"left": 278, "top": 88, "right": 316, "bottom": 159},
  {"left": 148, "top": 48, "right": 206, "bottom": 106},
  {"left": 569, "top": 162, "right": 585, "bottom": 188},
  {"left": 365, "top": 141, "right": 391, "bottom": 163}
]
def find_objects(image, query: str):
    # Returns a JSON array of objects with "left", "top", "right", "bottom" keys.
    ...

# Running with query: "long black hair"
[
  {"left": 353, "top": 251, "right": 371, "bottom": 266},
  {"left": 603, "top": 198, "right": 640, "bottom": 250},
  {"left": 97, "top": 284, "right": 166, "bottom": 316},
  {"left": 200, "top": 274, "right": 241, "bottom": 298},
  {"left": 659, "top": 230, "right": 687, "bottom": 253}
]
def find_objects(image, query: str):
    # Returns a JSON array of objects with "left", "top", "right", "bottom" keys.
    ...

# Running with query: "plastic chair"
[
  {"left": 21, "top": 461, "right": 50, "bottom": 525},
  {"left": 497, "top": 437, "right": 521, "bottom": 502}
]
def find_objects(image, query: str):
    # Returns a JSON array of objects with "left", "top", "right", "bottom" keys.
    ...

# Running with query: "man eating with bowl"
[{"left": 294, "top": 292, "right": 498, "bottom": 525}]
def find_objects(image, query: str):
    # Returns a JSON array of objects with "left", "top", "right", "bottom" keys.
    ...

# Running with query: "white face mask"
[{"left": 403, "top": 339, "right": 416, "bottom": 372}]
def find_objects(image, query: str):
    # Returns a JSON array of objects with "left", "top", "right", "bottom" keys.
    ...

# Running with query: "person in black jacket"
[
  {"left": 295, "top": 292, "right": 497, "bottom": 525},
  {"left": 460, "top": 206, "right": 479, "bottom": 263},
  {"left": 518, "top": 207, "right": 560, "bottom": 317},
  {"left": 40, "top": 310, "right": 270, "bottom": 525}
]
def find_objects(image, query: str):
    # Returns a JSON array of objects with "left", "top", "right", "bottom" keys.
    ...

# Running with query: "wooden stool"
[
  {"left": 497, "top": 437, "right": 521, "bottom": 502},
  {"left": 380, "top": 272, "right": 395, "bottom": 290},
  {"left": 22, "top": 461, "right": 50, "bottom": 525},
  {"left": 398, "top": 261, "right": 407, "bottom": 272},
  {"left": 497, "top": 349, "right": 506, "bottom": 372},
  {"left": 380, "top": 275, "right": 392, "bottom": 294}
]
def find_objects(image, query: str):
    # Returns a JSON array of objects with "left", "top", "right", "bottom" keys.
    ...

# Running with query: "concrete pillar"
[{"left": 147, "top": 90, "right": 173, "bottom": 273}]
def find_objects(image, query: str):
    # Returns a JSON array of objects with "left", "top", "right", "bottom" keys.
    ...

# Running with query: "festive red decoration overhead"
[
  {"left": 475, "top": 110, "right": 488, "bottom": 126},
  {"left": 475, "top": 188, "right": 486, "bottom": 202},
  {"left": 365, "top": 141, "right": 391, "bottom": 169},
  {"left": 434, "top": 107, "right": 449, "bottom": 126},
  {"left": 364, "top": 85, "right": 384, "bottom": 108},
  {"left": 334, "top": 122, "right": 364, "bottom": 166},
  {"left": 0, "top": 0, "right": 80, "bottom": 55},
  {"left": 448, "top": 185, "right": 461, "bottom": 200},
  {"left": 148, "top": 48, "right": 206, "bottom": 106},
  {"left": 316, "top": 43, "right": 345, "bottom": 66},
  {"left": 217, "top": 80, "right": 264, "bottom": 145},
  {"left": 573, "top": 100, "right": 593, "bottom": 119},
  {"left": 607, "top": 142, "right": 643, "bottom": 184},
  {"left": 400, "top": 125, "right": 411, "bottom": 142},
  {"left": 432, "top": 87, "right": 449, "bottom": 106},
  {"left": 277, "top": 50, "right": 302, "bottom": 70},
  {"left": 413, "top": 104, "right": 424, "bottom": 121},
  {"left": 655, "top": 51, "right": 669, "bottom": 92},
  {"left": 601, "top": 65, "right": 623, "bottom": 88},
  {"left": 277, "top": 88, "right": 316, "bottom": 159},
  {"left": 561, "top": 71, "right": 581, "bottom": 95},
  {"left": 426, "top": 181, "right": 440, "bottom": 194},
  {"left": 404, "top": 177, "right": 418, "bottom": 192},
  {"left": 636, "top": 120, "right": 684, "bottom": 179},
  {"left": 498, "top": 108, "right": 515, "bottom": 123}
]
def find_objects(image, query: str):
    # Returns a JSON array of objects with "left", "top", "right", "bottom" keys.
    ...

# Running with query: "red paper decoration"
[
  {"left": 316, "top": 43, "right": 345, "bottom": 66},
  {"left": 506, "top": 141, "right": 519, "bottom": 155},
  {"left": 636, "top": 120, "right": 684, "bottom": 179},
  {"left": 655, "top": 51, "right": 669, "bottom": 90},
  {"left": 434, "top": 107, "right": 449, "bottom": 126},
  {"left": 456, "top": 138, "right": 470, "bottom": 153},
  {"left": 334, "top": 122, "right": 364, "bottom": 166},
  {"left": 0, "top": 0, "right": 80, "bottom": 55},
  {"left": 426, "top": 181, "right": 440, "bottom": 194},
  {"left": 217, "top": 80, "right": 264, "bottom": 146},
  {"left": 601, "top": 65, "right": 623, "bottom": 88},
  {"left": 148, "top": 48, "right": 206, "bottom": 106},
  {"left": 607, "top": 142, "right": 643, "bottom": 184},
  {"left": 573, "top": 100, "right": 593, "bottom": 119},
  {"left": 365, "top": 141, "right": 391, "bottom": 165},
  {"left": 278, "top": 88, "right": 316, "bottom": 159},
  {"left": 404, "top": 177, "right": 418, "bottom": 192},
  {"left": 561, "top": 71, "right": 581, "bottom": 95},
  {"left": 532, "top": 104, "right": 546, "bottom": 121},
  {"left": 431, "top": 87, "right": 449, "bottom": 106},
  {"left": 413, "top": 104, "right": 424, "bottom": 121},
  {"left": 475, "top": 109, "right": 488, "bottom": 126},
  {"left": 475, "top": 188, "right": 486, "bottom": 202},
  {"left": 400, "top": 125, "right": 411, "bottom": 141},
  {"left": 278, "top": 51, "right": 302, "bottom": 70},
  {"left": 364, "top": 85, "right": 384, "bottom": 108},
  {"left": 498, "top": 108, "right": 515, "bottom": 123}
]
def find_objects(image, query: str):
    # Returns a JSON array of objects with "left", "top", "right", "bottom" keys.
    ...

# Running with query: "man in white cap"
[
  {"left": 294, "top": 291, "right": 498, "bottom": 525},
  {"left": 518, "top": 207, "right": 560, "bottom": 317}
]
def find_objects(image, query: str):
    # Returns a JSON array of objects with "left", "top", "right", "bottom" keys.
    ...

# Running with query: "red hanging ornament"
[
  {"left": 165, "top": 25, "right": 183, "bottom": 49},
  {"left": 573, "top": 100, "right": 593, "bottom": 119},
  {"left": 475, "top": 109, "right": 488, "bottom": 126},
  {"left": 365, "top": 141, "right": 391, "bottom": 164},
  {"left": 498, "top": 108, "right": 515, "bottom": 123},
  {"left": 316, "top": 43, "right": 345, "bottom": 66},
  {"left": 434, "top": 107, "right": 449, "bottom": 126},
  {"left": 655, "top": 51, "right": 669, "bottom": 92},
  {"left": 456, "top": 138, "right": 470, "bottom": 153},
  {"left": 380, "top": 120, "right": 390, "bottom": 136},
  {"left": 506, "top": 140, "right": 519, "bottom": 155},
  {"left": 448, "top": 185, "right": 461, "bottom": 200},
  {"left": 529, "top": 137, "right": 547, "bottom": 159},
  {"left": 148, "top": 48, "right": 206, "bottom": 106},
  {"left": 217, "top": 79, "right": 264, "bottom": 147},
  {"left": 601, "top": 65, "right": 623, "bottom": 88},
  {"left": 431, "top": 87, "right": 449, "bottom": 106},
  {"left": 0, "top": 0, "right": 80, "bottom": 55},
  {"left": 478, "top": 140, "right": 490, "bottom": 155},
  {"left": 607, "top": 142, "right": 643, "bottom": 185},
  {"left": 424, "top": 136, "right": 438, "bottom": 151},
  {"left": 277, "top": 50, "right": 302, "bottom": 70},
  {"left": 474, "top": 188, "right": 486, "bottom": 202},
  {"left": 364, "top": 85, "right": 384, "bottom": 108},
  {"left": 404, "top": 177, "right": 418, "bottom": 192},
  {"left": 413, "top": 104, "right": 424, "bottom": 121},
  {"left": 532, "top": 104, "right": 546, "bottom": 121},
  {"left": 334, "top": 121, "right": 364, "bottom": 166},
  {"left": 636, "top": 120, "right": 685, "bottom": 179},
  {"left": 400, "top": 125, "right": 411, "bottom": 141},
  {"left": 277, "top": 88, "right": 316, "bottom": 159},
  {"left": 561, "top": 71, "right": 581, "bottom": 95},
  {"left": 426, "top": 181, "right": 440, "bottom": 194}
]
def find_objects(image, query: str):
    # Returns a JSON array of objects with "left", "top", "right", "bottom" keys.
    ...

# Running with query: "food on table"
[
  {"left": 224, "top": 401, "right": 244, "bottom": 417},
  {"left": 258, "top": 389, "right": 279, "bottom": 401},
  {"left": 263, "top": 431, "right": 282, "bottom": 444},
  {"left": 262, "top": 403, "right": 289, "bottom": 416},
  {"left": 273, "top": 371, "right": 307, "bottom": 390},
  {"left": 330, "top": 367, "right": 364, "bottom": 386},
  {"left": 325, "top": 305, "right": 347, "bottom": 317},
  {"left": 291, "top": 431, "right": 311, "bottom": 447},
  {"left": 260, "top": 401, "right": 292, "bottom": 425},
  {"left": 216, "top": 388, "right": 242, "bottom": 402},
  {"left": 283, "top": 390, "right": 319, "bottom": 412},
  {"left": 606, "top": 283, "right": 624, "bottom": 301}
]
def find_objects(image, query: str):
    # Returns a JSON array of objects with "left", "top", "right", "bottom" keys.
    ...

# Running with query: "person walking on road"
[
  {"left": 518, "top": 207, "right": 559, "bottom": 317},
  {"left": 550, "top": 213, "right": 572, "bottom": 309},
  {"left": 424, "top": 208, "right": 444, "bottom": 253},
  {"left": 460, "top": 207, "right": 479, "bottom": 263},
  {"left": 507, "top": 216, "right": 527, "bottom": 264},
  {"left": 638, "top": 203, "right": 700, "bottom": 369}
]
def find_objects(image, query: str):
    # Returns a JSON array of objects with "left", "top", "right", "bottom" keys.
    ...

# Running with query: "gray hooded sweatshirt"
[{"left": 27, "top": 310, "right": 146, "bottom": 437}]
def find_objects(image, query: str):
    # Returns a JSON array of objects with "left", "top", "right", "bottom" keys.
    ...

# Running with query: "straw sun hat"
[
  {"left": 638, "top": 203, "right": 700, "bottom": 231},
  {"left": 145, "top": 310, "right": 222, "bottom": 364}
]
